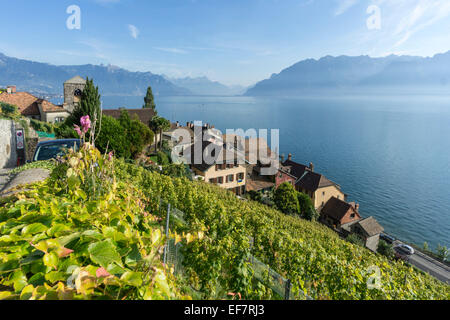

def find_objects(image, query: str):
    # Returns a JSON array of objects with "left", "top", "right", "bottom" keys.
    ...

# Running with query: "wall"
[
  {"left": 201, "top": 164, "right": 247, "bottom": 191},
  {"left": 0, "top": 119, "right": 17, "bottom": 168},
  {"left": 313, "top": 185, "right": 346, "bottom": 210},
  {"left": 365, "top": 234, "right": 380, "bottom": 252},
  {"left": 275, "top": 171, "right": 296, "bottom": 189},
  {"left": 42, "top": 111, "right": 70, "bottom": 123}
]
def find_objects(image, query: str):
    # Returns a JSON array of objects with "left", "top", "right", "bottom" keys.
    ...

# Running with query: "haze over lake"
[{"left": 101, "top": 94, "right": 450, "bottom": 250}]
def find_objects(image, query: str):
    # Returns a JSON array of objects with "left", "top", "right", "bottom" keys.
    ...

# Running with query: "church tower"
[{"left": 63, "top": 76, "right": 86, "bottom": 113}]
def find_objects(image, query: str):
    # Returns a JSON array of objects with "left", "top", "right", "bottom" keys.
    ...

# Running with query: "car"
[
  {"left": 380, "top": 233, "right": 396, "bottom": 244},
  {"left": 394, "top": 244, "right": 415, "bottom": 256},
  {"left": 32, "top": 139, "right": 82, "bottom": 162}
]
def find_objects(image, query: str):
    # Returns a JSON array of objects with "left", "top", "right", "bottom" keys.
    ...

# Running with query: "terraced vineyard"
[{"left": 115, "top": 161, "right": 450, "bottom": 300}]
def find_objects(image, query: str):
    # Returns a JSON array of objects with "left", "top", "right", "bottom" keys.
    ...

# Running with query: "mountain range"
[
  {"left": 2, "top": 51, "right": 450, "bottom": 98},
  {"left": 245, "top": 52, "right": 450, "bottom": 96},
  {"left": 0, "top": 53, "right": 242, "bottom": 97}
]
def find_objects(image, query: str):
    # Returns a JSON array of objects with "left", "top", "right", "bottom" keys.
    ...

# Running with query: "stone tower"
[{"left": 63, "top": 76, "right": 86, "bottom": 113}]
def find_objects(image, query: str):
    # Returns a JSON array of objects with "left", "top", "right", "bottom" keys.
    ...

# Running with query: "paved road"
[
  {"left": 394, "top": 240, "right": 450, "bottom": 284},
  {"left": 0, "top": 168, "right": 50, "bottom": 197}
]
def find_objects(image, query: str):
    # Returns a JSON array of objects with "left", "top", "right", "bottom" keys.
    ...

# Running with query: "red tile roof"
[
  {"left": 0, "top": 92, "right": 65, "bottom": 115},
  {"left": 0, "top": 92, "right": 41, "bottom": 116}
]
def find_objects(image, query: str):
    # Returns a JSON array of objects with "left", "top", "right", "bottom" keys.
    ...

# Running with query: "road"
[{"left": 394, "top": 240, "right": 450, "bottom": 284}]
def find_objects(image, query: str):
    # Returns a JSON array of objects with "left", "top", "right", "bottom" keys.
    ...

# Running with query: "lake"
[{"left": 102, "top": 94, "right": 450, "bottom": 250}]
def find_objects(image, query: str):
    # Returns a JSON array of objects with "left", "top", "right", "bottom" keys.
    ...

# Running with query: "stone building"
[{"left": 63, "top": 76, "right": 86, "bottom": 113}]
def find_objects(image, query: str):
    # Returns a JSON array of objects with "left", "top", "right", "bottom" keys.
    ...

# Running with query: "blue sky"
[{"left": 1, "top": 0, "right": 450, "bottom": 86}]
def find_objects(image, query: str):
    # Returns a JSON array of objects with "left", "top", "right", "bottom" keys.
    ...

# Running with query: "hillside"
[
  {"left": 0, "top": 53, "right": 191, "bottom": 97},
  {"left": 0, "top": 150, "right": 448, "bottom": 300},
  {"left": 245, "top": 52, "right": 450, "bottom": 96}
]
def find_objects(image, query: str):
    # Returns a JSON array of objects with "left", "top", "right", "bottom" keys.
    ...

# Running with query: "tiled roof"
[
  {"left": 356, "top": 217, "right": 384, "bottom": 237},
  {"left": 0, "top": 92, "right": 64, "bottom": 116},
  {"left": 37, "top": 99, "right": 66, "bottom": 113},
  {"left": 102, "top": 108, "right": 156, "bottom": 126},
  {"left": 282, "top": 159, "right": 338, "bottom": 192},
  {"left": 245, "top": 163, "right": 275, "bottom": 192},
  {"left": 321, "top": 197, "right": 359, "bottom": 221}
]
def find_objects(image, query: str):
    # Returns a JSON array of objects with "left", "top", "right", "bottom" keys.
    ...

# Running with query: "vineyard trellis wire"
[{"left": 158, "top": 199, "right": 312, "bottom": 300}]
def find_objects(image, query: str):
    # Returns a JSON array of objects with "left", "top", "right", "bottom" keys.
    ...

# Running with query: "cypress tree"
[
  {"left": 143, "top": 86, "right": 156, "bottom": 111},
  {"left": 66, "top": 77, "right": 101, "bottom": 126}
]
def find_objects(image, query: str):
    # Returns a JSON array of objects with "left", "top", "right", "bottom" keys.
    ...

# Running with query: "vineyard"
[
  {"left": 0, "top": 149, "right": 449, "bottom": 300},
  {"left": 114, "top": 160, "right": 450, "bottom": 300}
]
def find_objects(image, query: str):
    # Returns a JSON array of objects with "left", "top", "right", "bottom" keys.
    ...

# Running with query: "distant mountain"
[
  {"left": 0, "top": 53, "right": 191, "bottom": 97},
  {"left": 167, "top": 76, "right": 246, "bottom": 96},
  {"left": 245, "top": 52, "right": 450, "bottom": 96}
]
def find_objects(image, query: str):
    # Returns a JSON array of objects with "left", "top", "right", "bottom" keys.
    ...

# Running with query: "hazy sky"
[{"left": 1, "top": 0, "right": 450, "bottom": 86}]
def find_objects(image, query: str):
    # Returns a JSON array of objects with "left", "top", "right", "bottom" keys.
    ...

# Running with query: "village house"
[
  {"left": 282, "top": 154, "right": 346, "bottom": 210},
  {"left": 187, "top": 140, "right": 246, "bottom": 196},
  {"left": 319, "top": 196, "right": 362, "bottom": 230},
  {"left": 342, "top": 217, "right": 384, "bottom": 252}
]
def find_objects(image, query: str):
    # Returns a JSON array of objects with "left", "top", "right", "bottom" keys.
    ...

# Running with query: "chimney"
[
  {"left": 288, "top": 153, "right": 292, "bottom": 161},
  {"left": 190, "top": 121, "right": 194, "bottom": 129},
  {"left": 176, "top": 121, "right": 179, "bottom": 127},
  {"left": 355, "top": 203, "right": 359, "bottom": 212},
  {"left": 309, "top": 162, "right": 314, "bottom": 172},
  {"left": 7, "top": 86, "right": 16, "bottom": 94},
  {"left": 280, "top": 154, "right": 285, "bottom": 163}
]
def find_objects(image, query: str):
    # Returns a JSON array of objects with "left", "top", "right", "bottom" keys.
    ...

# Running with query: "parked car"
[
  {"left": 32, "top": 139, "right": 81, "bottom": 162},
  {"left": 394, "top": 244, "right": 415, "bottom": 256},
  {"left": 380, "top": 233, "right": 396, "bottom": 244}
]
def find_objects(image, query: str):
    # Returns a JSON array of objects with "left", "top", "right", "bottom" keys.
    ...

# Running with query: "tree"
[
  {"left": 66, "top": 77, "right": 101, "bottom": 127},
  {"left": 149, "top": 116, "right": 171, "bottom": 152},
  {"left": 273, "top": 182, "right": 300, "bottom": 216},
  {"left": 377, "top": 240, "right": 394, "bottom": 259},
  {"left": 436, "top": 244, "right": 449, "bottom": 262},
  {"left": 297, "top": 192, "right": 318, "bottom": 221},
  {"left": 143, "top": 86, "right": 156, "bottom": 111},
  {"left": 95, "top": 115, "right": 131, "bottom": 159}
]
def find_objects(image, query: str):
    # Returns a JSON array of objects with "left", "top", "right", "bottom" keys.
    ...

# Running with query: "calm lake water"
[{"left": 102, "top": 94, "right": 450, "bottom": 250}]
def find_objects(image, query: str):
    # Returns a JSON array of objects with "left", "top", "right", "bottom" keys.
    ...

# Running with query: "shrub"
[
  {"left": 0, "top": 102, "right": 20, "bottom": 118},
  {"left": 273, "top": 182, "right": 300, "bottom": 216},
  {"left": 378, "top": 240, "right": 394, "bottom": 259},
  {"left": 30, "top": 119, "right": 56, "bottom": 134},
  {"left": 297, "top": 192, "right": 318, "bottom": 221},
  {"left": 156, "top": 151, "right": 170, "bottom": 166},
  {"left": 95, "top": 115, "right": 131, "bottom": 159}
]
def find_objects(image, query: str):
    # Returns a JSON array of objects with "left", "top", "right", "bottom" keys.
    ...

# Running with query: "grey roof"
[
  {"left": 64, "top": 76, "right": 86, "bottom": 84},
  {"left": 282, "top": 159, "right": 338, "bottom": 192},
  {"left": 356, "top": 217, "right": 384, "bottom": 237}
]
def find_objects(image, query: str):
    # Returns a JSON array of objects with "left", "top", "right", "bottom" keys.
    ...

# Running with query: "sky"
[{"left": 1, "top": 0, "right": 450, "bottom": 86}]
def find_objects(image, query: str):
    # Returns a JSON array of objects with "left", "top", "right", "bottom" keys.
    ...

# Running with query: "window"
[
  {"left": 227, "top": 174, "right": 234, "bottom": 183},
  {"left": 322, "top": 191, "right": 325, "bottom": 196},
  {"left": 218, "top": 177, "right": 224, "bottom": 184},
  {"left": 351, "top": 213, "right": 356, "bottom": 218},
  {"left": 209, "top": 178, "right": 215, "bottom": 183}
]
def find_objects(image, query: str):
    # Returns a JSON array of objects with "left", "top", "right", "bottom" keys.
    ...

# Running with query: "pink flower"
[
  {"left": 96, "top": 267, "right": 111, "bottom": 278},
  {"left": 108, "top": 151, "right": 114, "bottom": 161},
  {"left": 74, "top": 125, "right": 82, "bottom": 137},
  {"left": 80, "top": 115, "right": 91, "bottom": 133}
]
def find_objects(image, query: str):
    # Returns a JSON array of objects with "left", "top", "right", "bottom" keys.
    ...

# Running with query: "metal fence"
[{"left": 160, "top": 201, "right": 312, "bottom": 300}]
